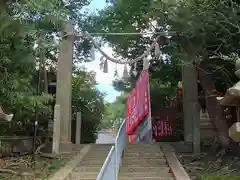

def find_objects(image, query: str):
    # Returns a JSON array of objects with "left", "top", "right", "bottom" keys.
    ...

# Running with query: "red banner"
[
  {"left": 126, "top": 70, "right": 150, "bottom": 135},
  {"left": 126, "top": 88, "right": 137, "bottom": 135},
  {"left": 129, "top": 135, "right": 136, "bottom": 143},
  {"left": 152, "top": 117, "right": 173, "bottom": 140}
]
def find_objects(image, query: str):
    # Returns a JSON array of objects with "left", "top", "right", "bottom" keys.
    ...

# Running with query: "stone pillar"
[
  {"left": 55, "top": 20, "right": 74, "bottom": 152},
  {"left": 192, "top": 102, "right": 200, "bottom": 153},
  {"left": 182, "top": 64, "right": 200, "bottom": 142},
  {"left": 75, "top": 112, "right": 82, "bottom": 144},
  {"left": 182, "top": 64, "right": 200, "bottom": 153},
  {"left": 52, "top": 105, "right": 60, "bottom": 154},
  {"left": 182, "top": 65, "right": 193, "bottom": 142}
]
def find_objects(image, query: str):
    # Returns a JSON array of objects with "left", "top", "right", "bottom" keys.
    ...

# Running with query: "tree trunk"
[{"left": 197, "top": 62, "right": 230, "bottom": 148}]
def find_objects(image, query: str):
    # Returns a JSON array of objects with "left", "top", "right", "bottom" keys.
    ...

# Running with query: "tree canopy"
[
  {"left": 87, "top": 0, "right": 240, "bottom": 148},
  {"left": 101, "top": 93, "right": 127, "bottom": 129},
  {"left": 87, "top": 0, "right": 239, "bottom": 88},
  {"left": 0, "top": 0, "right": 106, "bottom": 143},
  {"left": 72, "top": 68, "right": 106, "bottom": 143}
]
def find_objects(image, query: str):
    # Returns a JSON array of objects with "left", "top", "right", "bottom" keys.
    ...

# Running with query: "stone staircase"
[
  {"left": 118, "top": 144, "right": 175, "bottom": 180},
  {"left": 66, "top": 144, "right": 112, "bottom": 180}
]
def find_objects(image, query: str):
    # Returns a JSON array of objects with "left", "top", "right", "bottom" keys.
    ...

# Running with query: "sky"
[{"left": 81, "top": 0, "right": 125, "bottom": 103}]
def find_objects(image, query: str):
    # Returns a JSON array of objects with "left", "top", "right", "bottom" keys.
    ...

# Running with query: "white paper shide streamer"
[
  {"left": 143, "top": 56, "right": 149, "bottom": 70},
  {"left": 132, "top": 63, "right": 137, "bottom": 77},
  {"left": 90, "top": 45, "right": 95, "bottom": 61},
  {"left": 154, "top": 42, "right": 161, "bottom": 59},
  {"left": 123, "top": 65, "right": 129, "bottom": 78},
  {"left": 84, "top": 32, "right": 163, "bottom": 76},
  {"left": 103, "top": 59, "right": 108, "bottom": 73},
  {"left": 84, "top": 31, "right": 161, "bottom": 65},
  {"left": 99, "top": 56, "right": 105, "bottom": 69}
]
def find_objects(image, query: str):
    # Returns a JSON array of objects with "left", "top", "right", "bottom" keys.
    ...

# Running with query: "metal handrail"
[
  {"left": 96, "top": 119, "right": 127, "bottom": 180},
  {"left": 96, "top": 146, "right": 116, "bottom": 180},
  {"left": 115, "top": 119, "right": 126, "bottom": 178}
]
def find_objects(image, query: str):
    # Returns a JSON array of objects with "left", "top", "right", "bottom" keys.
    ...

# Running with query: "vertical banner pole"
[
  {"left": 126, "top": 59, "right": 152, "bottom": 144},
  {"left": 138, "top": 69, "right": 152, "bottom": 143},
  {"left": 147, "top": 71, "right": 153, "bottom": 143}
]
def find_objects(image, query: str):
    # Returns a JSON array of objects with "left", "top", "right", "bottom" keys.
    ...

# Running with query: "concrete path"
[{"left": 96, "top": 132, "right": 116, "bottom": 144}]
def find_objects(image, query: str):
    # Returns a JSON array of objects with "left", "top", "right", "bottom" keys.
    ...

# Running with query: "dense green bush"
[{"left": 71, "top": 69, "right": 105, "bottom": 143}]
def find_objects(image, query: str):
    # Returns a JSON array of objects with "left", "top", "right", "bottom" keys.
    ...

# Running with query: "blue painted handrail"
[
  {"left": 96, "top": 146, "right": 116, "bottom": 180},
  {"left": 96, "top": 120, "right": 126, "bottom": 180}
]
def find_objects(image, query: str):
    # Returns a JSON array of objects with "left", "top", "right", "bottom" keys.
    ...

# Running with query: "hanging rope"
[
  {"left": 63, "top": 29, "right": 173, "bottom": 75},
  {"left": 83, "top": 31, "right": 161, "bottom": 65},
  {"left": 81, "top": 31, "right": 176, "bottom": 36}
]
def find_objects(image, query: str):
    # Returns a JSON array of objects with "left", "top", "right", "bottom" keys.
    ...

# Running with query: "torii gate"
[{"left": 53, "top": 20, "right": 201, "bottom": 153}]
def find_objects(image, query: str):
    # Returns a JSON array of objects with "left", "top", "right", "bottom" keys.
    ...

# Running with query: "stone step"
[
  {"left": 123, "top": 156, "right": 166, "bottom": 161},
  {"left": 121, "top": 161, "right": 168, "bottom": 167},
  {"left": 88, "top": 148, "right": 112, "bottom": 152},
  {"left": 66, "top": 175, "right": 96, "bottom": 180},
  {"left": 85, "top": 152, "right": 109, "bottom": 156},
  {"left": 91, "top": 143, "right": 113, "bottom": 146},
  {"left": 86, "top": 151, "right": 109, "bottom": 154},
  {"left": 124, "top": 152, "right": 164, "bottom": 156},
  {"left": 80, "top": 159, "right": 108, "bottom": 164},
  {"left": 123, "top": 157, "right": 165, "bottom": 161},
  {"left": 118, "top": 177, "right": 175, "bottom": 180},
  {"left": 87, "top": 148, "right": 110, "bottom": 151},
  {"left": 77, "top": 163, "right": 106, "bottom": 167},
  {"left": 127, "top": 144, "right": 161, "bottom": 147},
  {"left": 123, "top": 153, "right": 165, "bottom": 157},
  {"left": 124, "top": 150, "right": 163, "bottom": 155},
  {"left": 119, "top": 171, "right": 173, "bottom": 177},
  {"left": 68, "top": 178, "right": 96, "bottom": 180},
  {"left": 72, "top": 144, "right": 85, "bottom": 151},
  {"left": 120, "top": 167, "right": 170, "bottom": 173},
  {"left": 87, "top": 149, "right": 111, "bottom": 152},
  {"left": 70, "top": 172, "right": 99, "bottom": 178},
  {"left": 81, "top": 156, "right": 108, "bottom": 161},
  {"left": 70, "top": 178, "right": 173, "bottom": 180},
  {"left": 87, "top": 149, "right": 110, "bottom": 153},
  {"left": 83, "top": 156, "right": 108, "bottom": 160},
  {"left": 85, "top": 154, "right": 108, "bottom": 158},
  {"left": 79, "top": 160, "right": 105, "bottom": 165},
  {"left": 65, "top": 145, "right": 112, "bottom": 180},
  {"left": 74, "top": 166, "right": 102, "bottom": 172},
  {"left": 123, "top": 159, "right": 167, "bottom": 164},
  {"left": 127, "top": 144, "right": 160, "bottom": 147},
  {"left": 90, "top": 144, "right": 113, "bottom": 149},
  {"left": 126, "top": 147, "right": 161, "bottom": 151},
  {"left": 125, "top": 150, "right": 162, "bottom": 153},
  {"left": 122, "top": 162, "right": 167, "bottom": 166},
  {"left": 123, "top": 156, "right": 165, "bottom": 160},
  {"left": 127, "top": 145, "right": 160, "bottom": 148}
]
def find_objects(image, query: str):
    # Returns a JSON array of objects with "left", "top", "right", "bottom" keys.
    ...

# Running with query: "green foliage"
[
  {"left": 0, "top": 1, "right": 56, "bottom": 134},
  {"left": 101, "top": 93, "right": 127, "bottom": 129},
  {"left": 0, "top": 0, "right": 106, "bottom": 143},
  {"left": 86, "top": 0, "right": 240, "bottom": 108},
  {"left": 84, "top": 0, "right": 240, "bottom": 147},
  {"left": 72, "top": 68, "right": 106, "bottom": 143}
]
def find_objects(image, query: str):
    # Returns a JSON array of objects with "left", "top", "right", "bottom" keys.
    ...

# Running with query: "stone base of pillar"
[{"left": 59, "top": 141, "right": 73, "bottom": 153}]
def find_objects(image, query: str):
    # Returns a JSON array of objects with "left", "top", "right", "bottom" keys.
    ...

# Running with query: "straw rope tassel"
[
  {"left": 123, "top": 65, "right": 129, "bottom": 78},
  {"left": 103, "top": 59, "right": 108, "bottom": 73},
  {"left": 154, "top": 43, "right": 161, "bottom": 58},
  {"left": 90, "top": 45, "right": 95, "bottom": 61},
  {"left": 132, "top": 63, "right": 137, "bottom": 77},
  {"left": 143, "top": 57, "right": 149, "bottom": 70}
]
